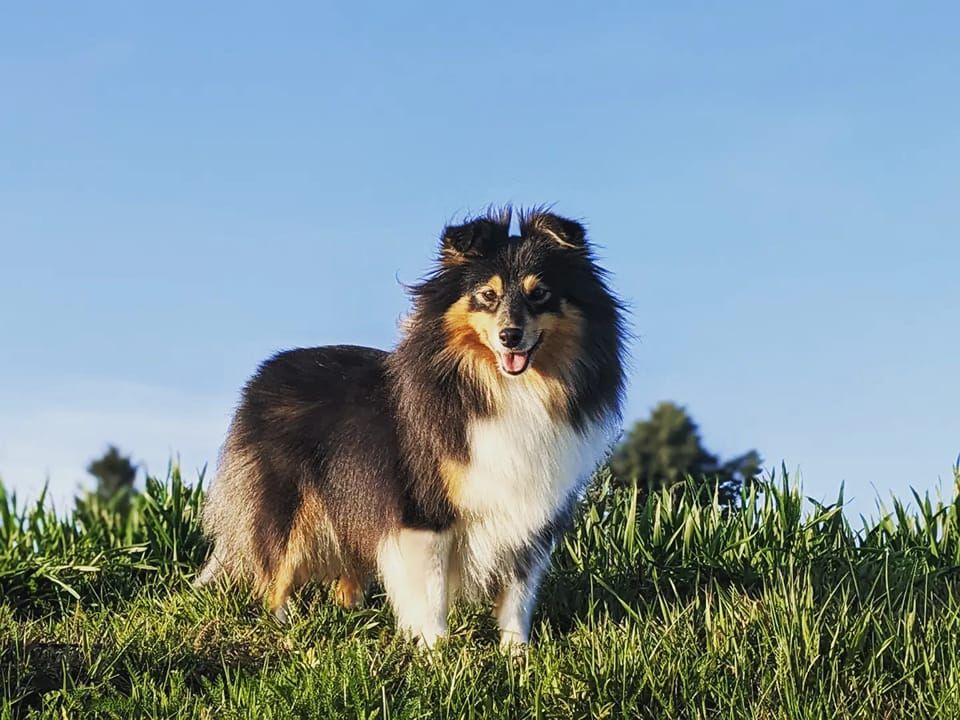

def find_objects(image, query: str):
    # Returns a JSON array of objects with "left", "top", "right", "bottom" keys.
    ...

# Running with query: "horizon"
[{"left": 2, "top": 2, "right": 958, "bottom": 518}]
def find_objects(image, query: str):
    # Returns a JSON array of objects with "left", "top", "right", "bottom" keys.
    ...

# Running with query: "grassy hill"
[{"left": 3, "top": 467, "right": 960, "bottom": 719}]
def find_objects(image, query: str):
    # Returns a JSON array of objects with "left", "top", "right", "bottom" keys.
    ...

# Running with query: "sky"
[{"left": 1, "top": 2, "right": 957, "bottom": 519}]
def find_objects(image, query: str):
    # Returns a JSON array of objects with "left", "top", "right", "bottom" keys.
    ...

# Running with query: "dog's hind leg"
[
  {"left": 193, "top": 549, "right": 226, "bottom": 588},
  {"left": 268, "top": 570, "right": 294, "bottom": 624},
  {"left": 333, "top": 575, "right": 366, "bottom": 608}
]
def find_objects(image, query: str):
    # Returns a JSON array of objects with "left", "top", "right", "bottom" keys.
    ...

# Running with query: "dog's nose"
[{"left": 499, "top": 328, "right": 523, "bottom": 349}]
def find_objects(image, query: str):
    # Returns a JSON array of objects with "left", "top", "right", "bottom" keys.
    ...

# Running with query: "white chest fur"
[{"left": 452, "top": 381, "right": 615, "bottom": 593}]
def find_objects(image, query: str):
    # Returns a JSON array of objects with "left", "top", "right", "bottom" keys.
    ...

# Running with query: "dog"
[{"left": 195, "top": 207, "right": 625, "bottom": 649}]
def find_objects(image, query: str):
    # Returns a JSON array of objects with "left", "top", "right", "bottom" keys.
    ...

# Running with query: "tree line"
[{"left": 87, "top": 401, "right": 761, "bottom": 507}]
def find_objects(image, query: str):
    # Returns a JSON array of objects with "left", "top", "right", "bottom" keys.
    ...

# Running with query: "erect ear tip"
[
  {"left": 521, "top": 210, "right": 587, "bottom": 248},
  {"left": 443, "top": 223, "right": 477, "bottom": 254},
  {"left": 440, "top": 216, "right": 509, "bottom": 259},
  {"left": 557, "top": 217, "right": 587, "bottom": 245}
]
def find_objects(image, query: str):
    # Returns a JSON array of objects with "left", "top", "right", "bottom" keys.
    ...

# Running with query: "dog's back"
[{"left": 198, "top": 345, "right": 401, "bottom": 613}]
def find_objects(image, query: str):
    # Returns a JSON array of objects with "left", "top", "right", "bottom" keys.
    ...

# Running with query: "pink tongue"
[{"left": 502, "top": 351, "right": 528, "bottom": 373}]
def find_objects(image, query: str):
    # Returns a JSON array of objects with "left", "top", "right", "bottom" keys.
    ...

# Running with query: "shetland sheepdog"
[{"left": 196, "top": 207, "right": 625, "bottom": 649}]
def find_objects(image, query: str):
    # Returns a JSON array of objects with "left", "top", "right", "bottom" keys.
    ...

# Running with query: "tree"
[
  {"left": 87, "top": 445, "right": 138, "bottom": 506},
  {"left": 610, "top": 402, "right": 761, "bottom": 506}
]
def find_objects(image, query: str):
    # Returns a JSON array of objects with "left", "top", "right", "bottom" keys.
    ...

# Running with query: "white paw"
[
  {"left": 418, "top": 625, "right": 447, "bottom": 649},
  {"left": 499, "top": 631, "right": 529, "bottom": 657},
  {"left": 400, "top": 623, "right": 446, "bottom": 649}
]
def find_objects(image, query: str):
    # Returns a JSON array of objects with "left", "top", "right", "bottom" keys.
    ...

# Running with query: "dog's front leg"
[
  {"left": 494, "top": 546, "right": 551, "bottom": 651},
  {"left": 378, "top": 528, "right": 452, "bottom": 648}
]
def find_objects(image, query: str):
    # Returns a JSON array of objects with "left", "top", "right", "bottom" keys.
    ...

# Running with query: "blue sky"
[{"left": 1, "top": 2, "right": 957, "bottom": 517}]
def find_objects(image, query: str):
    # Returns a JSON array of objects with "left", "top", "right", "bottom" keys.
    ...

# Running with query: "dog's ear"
[
  {"left": 521, "top": 211, "right": 586, "bottom": 249},
  {"left": 440, "top": 218, "right": 508, "bottom": 261}
]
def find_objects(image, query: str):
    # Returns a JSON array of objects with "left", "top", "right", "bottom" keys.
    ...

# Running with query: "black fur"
[{"left": 230, "top": 346, "right": 403, "bottom": 571}]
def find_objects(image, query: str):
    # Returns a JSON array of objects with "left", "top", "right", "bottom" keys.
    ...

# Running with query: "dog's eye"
[
  {"left": 480, "top": 289, "right": 498, "bottom": 303},
  {"left": 528, "top": 286, "right": 550, "bottom": 303}
]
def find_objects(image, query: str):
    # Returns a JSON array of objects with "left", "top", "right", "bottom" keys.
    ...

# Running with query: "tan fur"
[
  {"left": 440, "top": 456, "right": 470, "bottom": 507},
  {"left": 440, "top": 296, "right": 504, "bottom": 403},
  {"left": 199, "top": 438, "right": 359, "bottom": 613},
  {"left": 268, "top": 493, "right": 364, "bottom": 615},
  {"left": 485, "top": 275, "right": 503, "bottom": 295},
  {"left": 333, "top": 576, "right": 366, "bottom": 608},
  {"left": 440, "top": 295, "right": 584, "bottom": 422},
  {"left": 521, "top": 274, "right": 542, "bottom": 294},
  {"left": 268, "top": 563, "right": 297, "bottom": 615}
]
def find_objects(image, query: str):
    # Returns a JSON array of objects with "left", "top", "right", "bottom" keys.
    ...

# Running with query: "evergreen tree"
[
  {"left": 86, "top": 445, "right": 138, "bottom": 506},
  {"left": 610, "top": 402, "right": 761, "bottom": 506}
]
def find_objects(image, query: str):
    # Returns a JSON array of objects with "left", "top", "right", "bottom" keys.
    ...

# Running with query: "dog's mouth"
[{"left": 497, "top": 334, "right": 543, "bottom": 376}]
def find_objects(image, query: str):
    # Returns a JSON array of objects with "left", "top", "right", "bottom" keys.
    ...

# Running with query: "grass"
[{"left": 3, "top": 466, "right": 960, "bottom": 719}]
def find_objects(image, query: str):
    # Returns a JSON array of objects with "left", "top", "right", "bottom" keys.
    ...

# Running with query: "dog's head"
[{"left": 422, "top": 207, "right": 610, "bottom": 381}]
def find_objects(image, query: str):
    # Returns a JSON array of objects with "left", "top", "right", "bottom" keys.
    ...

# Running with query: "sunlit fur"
[{"left": 197, "top": 206, "right": 625, "bottom": 648}]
